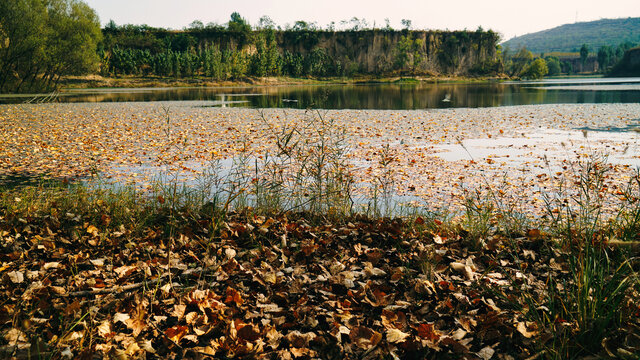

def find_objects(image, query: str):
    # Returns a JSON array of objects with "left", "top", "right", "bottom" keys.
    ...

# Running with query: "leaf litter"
[
  {"left": 1, "top": 102, "right": 640, "bottom": 358},
  {"left": 1, "top": 207, "right": 639, "bottom": 359}
]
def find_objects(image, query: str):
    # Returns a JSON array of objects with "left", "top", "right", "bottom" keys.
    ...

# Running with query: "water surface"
[{"left": 2, "top": 77, "right": 640, "bottom": 109}]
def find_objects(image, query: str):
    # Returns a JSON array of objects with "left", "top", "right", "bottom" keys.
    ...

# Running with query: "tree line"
[
  {"left": 101, "top": 31, "right": 346, "bottom": 79},
  {"left": 99, "top": 13, "right": 501, "bottom": 80},
  {"left": 0, "top": 6, "right": 503, "bottom": 93},
  {"left": 0, "top": 0, "right": 102, "bottom": 93},
  {"left": 500, "top": 41, "right": 637, "bottom": 79},
  {"left": 11, "top": 2, "right": 636, "bottom": 93}
]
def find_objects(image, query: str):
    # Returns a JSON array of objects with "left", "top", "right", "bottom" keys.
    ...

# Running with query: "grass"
[{"left": 1, "top": 111, "right": 639, "bottom": 359}]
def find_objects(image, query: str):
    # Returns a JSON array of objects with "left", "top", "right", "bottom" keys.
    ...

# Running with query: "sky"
[{"left": 84, "top": 0, "right": 640, "bottom": 41}]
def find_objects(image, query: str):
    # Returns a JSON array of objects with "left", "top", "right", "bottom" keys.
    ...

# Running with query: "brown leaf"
[
  {"left": 165, "top": 325, "right": 188, "bottom": 343},
  {"left": 171, "top": 304, "right": 186, "bottom": 320},
  {"left": 349, "top": 326, "right": 382, "bottom": 349},
  {"left": 125, "top": 317, "right": 147, "bottom": 337},
  {"left": 237, "top": 323, "right": 261, "bottom": 342},
  {"left": 97, "top": 320, "right": 112, "bottom": 338},
  {"left": 3, "top": 328, "right": 28, "bottom": 345},
  {"left": 285, "top": 331, "right": 316, "bottom": 348},
  {"left": 416, "top": 323, "right": 440, "bottom": 341},
  {"left": 526, "top": 229, "right": 541, "bottom": 239},
  {"left": 114, "top": 312, "right": 130, "bottom": 324},
  {"left": 224, "top": 287, "right": 243, "bottom": 306},
  {"left": 477, "top": 346, "right": 495, "bottom": 360},
  {"left": 266, "top": 327, "right": 283, "bottom": 349}
]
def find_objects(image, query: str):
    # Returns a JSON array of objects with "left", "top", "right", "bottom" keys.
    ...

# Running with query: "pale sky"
[{"left": 84, "top": 0, "right": 640, "bottom": 41}]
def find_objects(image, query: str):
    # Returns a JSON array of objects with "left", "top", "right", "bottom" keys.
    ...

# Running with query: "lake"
[{"left": 2, "top": 77, "right": 640, "bottom": 109}]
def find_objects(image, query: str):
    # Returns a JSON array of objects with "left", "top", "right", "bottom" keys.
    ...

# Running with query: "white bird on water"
[{"left": 442, "top": 93, "right": 451, "bottom": 102}]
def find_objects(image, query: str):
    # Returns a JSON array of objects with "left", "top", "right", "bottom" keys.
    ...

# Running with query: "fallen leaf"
[
  {"left": 97, "top": 320, "right": 112, "bottom": 337},
  {"left": 43, "top": 262, "right": 60, "bottom": 270},
  {"left": 7, "top": 270, "right": 24, "bottom": 284},
  {"left": 114, "top": 312, "right": 130, "bottom": 324},
  {"left": 87, "top": 225, "right": 99, "bottom": 237},
  {"left": 516, "top": 321, "right": 539, "bottom": 338},
  {"left": 166, "top": 325, "right": 188, "bottom": 343},
  {"left": 477, "top": 346, "right": 495, "bottom": 360},
  {"left": 386, "top": 328, "right": 410, "bottom": 343}
]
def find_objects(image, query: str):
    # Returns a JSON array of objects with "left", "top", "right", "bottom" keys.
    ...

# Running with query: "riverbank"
[
  {"left": 59, "top": 74, "right": 507, "bottom": 90},
  {"left": 1, "top": 164, "right": 639, "bottom": 359}
]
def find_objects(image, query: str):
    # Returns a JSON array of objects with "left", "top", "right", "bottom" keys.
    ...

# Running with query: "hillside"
[{"left": 501, "top": 17, "right": 640, "bottom": 53}]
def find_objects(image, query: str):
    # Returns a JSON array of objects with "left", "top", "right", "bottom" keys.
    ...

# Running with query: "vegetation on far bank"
[
  {"left": 58, "top": 73, "right": 506, "bottom": 90},
  {"left": 4, "top": 1, "right": 640, "bottom": 95}
]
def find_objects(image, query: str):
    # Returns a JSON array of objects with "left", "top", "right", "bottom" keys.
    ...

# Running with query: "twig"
[{"left": 63, "top": 265, "right": 221, "bottom": 298}]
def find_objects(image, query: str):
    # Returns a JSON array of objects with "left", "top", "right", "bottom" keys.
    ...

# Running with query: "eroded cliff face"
[
  {"left": 101, "top": 27, "right": 502, "bottom": 77},
  {"left": 275, "top": 30, "right": 500, "bottom": 75}
]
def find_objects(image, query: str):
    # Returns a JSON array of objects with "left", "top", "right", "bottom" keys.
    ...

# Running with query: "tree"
[
  {"left": 521, "top": 58, "right": 548, "bottom": 79},
  {"left": 347, "top": 17, "right": 367, "bottom": 31},
  {"left": 293, "top": 20, "right": 312, "bottom": 31},
  {"left": 258, "top": 15, "right": 275, "bottom": 30},
  {"left": 395, "top": 35, "right": 424, "bottom": 73},
  {"left": 401, "top": 19, "right": 412, "bottom": 30},
  {"left": 545, "top": 56, "right": 561, "bottom": 76},
  {"left": 0, "top": 0, "right": 102, "bottom": 93},
  {"left": 597, "top": 45, "right": 613, "bottom": 72},
  {"left": 228, "top": 12, "right": 251, "bottom": 47},
  {"left": 508, "top": 47, "right": 533, "bottom": 77},
  {"left": 105, "top": 19, "right": 118, "bottom": 32},
  {"left": 580, "top": 44, "right": 590, "bottom": 66},
  {"left": 384, "top": 18, "right": 392, "bottom": 31},
  {"left": 188, "top": 20, "right": 204, "bottom": 30}
]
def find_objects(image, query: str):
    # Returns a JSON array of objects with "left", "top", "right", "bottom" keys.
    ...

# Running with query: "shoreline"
[{"left": 58, "top": 74, "right": 510, "bottom": 90}]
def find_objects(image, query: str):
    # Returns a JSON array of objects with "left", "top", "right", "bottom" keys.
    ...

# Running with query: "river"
[{"left": 1, "top": 77, "right": 640, "bottom": 109}]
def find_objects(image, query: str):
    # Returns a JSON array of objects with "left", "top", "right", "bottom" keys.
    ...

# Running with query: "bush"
[{"left": 521, "top": 58, "right": 548, "bottom": 79}]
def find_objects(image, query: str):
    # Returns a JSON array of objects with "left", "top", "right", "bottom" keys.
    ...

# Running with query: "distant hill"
[{"left": 501, "top": 17, "right": 640, "bottom": 53}]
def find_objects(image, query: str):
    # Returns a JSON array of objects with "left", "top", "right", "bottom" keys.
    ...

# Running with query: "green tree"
[
  {"left": 580, "top": 44, "right": 590, "bottom": 66},
  {"left": 0, "top": 0, "right": 48, "bottom": 91},
  {"left": 258, "top": 15, "right": 276, "bottom": 30},
  {"left": 394, "top": 35, "right": 424, "bottom": 73},
  {"left": 188, "top": 20, "right": 204, "bottom": 30},
  {"left": 521, "top": 58, "right": 548, "bottom": 79},
  {"left": 0, "top": 0, "right": 101, "bottom": 93},
  {"left": 544, "top": 56, "right": 561, "bottom": 76},
  {"left": 228, "top": 12, "right": 251, "bottom": 47},
  {"left": 508, "top": 47, "right": 533, "bottom": 77},
  {"left": 597, "top": 45, "right": 613, "bottom": 72}
]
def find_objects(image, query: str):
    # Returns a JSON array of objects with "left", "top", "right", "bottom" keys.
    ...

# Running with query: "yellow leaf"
[{"left": 86, "top": 225, "right": 99, "bottom": 237}]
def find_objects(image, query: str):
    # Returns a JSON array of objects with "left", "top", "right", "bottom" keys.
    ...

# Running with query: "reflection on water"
[{"left": 2, "top": 78, "right": 640, "bottom": 109}]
